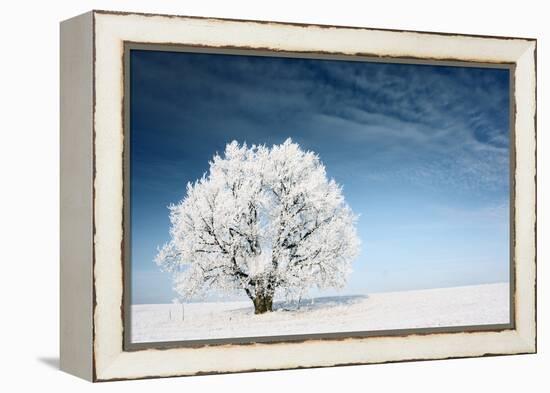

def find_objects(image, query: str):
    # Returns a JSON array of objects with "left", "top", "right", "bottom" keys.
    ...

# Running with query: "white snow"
[{"left": 131, "top": 282, "right": 509, "bottom": 343}]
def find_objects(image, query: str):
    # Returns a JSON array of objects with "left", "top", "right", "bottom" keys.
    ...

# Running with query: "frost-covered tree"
[{"left": 155, "top": 139, "right": 360, "bottom": 314}]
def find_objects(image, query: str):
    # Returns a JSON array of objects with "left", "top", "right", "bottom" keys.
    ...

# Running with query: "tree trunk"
[{"left": 253, "top": 294, "right": 273, "bottom": 314}]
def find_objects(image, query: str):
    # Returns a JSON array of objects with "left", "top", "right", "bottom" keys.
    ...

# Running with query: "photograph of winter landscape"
[{"left": 128, "top": 48, "right": 511, "bottom": 345}]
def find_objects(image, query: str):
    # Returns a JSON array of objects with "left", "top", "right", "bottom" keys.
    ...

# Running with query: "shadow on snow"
[{"left": 232, "top": 294, "right": 369, "bottom": 315}]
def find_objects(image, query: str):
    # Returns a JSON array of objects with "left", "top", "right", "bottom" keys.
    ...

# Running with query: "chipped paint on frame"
[{"left": 90, "top": 10, "right": 537, "bottom": 381}]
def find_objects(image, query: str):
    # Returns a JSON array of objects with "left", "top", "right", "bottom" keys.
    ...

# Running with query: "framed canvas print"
[{"left": 60, "top": 10, "right": 537, "bottom": 382}]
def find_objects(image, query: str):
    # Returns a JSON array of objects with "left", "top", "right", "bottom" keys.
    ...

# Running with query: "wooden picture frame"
[{"left": 60, "top": 10, "right": 536, "bottom": 381}]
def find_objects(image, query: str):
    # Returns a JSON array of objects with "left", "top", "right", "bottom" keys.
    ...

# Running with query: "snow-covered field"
[{"left": 131, "top": 282, "right": 509, "bottom": 343}]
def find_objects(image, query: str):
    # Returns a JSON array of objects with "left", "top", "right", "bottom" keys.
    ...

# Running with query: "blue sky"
[{"left": 130, "top": 49, "right": 510, "bottom": 304}]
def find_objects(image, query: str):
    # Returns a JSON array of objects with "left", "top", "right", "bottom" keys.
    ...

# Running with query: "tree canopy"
[{"left": 156, "top": 139, "right": 360, "bottom": 313}]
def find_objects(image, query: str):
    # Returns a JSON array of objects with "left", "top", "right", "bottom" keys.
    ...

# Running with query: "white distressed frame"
[{"left": 62, "top": 10, "right": 536, "bottom": 382}]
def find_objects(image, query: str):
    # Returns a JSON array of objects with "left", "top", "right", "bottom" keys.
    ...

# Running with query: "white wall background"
[{"left": 0, "top": 0, "right": 545, "bottom": 391}]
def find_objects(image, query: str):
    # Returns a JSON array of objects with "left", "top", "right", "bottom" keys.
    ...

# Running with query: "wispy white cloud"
[{"left": 131, "top": 50, "right": 510, "bottom": 200}]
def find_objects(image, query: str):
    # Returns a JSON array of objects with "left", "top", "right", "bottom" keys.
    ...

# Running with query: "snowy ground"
[{"left": 131, "top": 282, "right": 509, "bottom": 343}]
